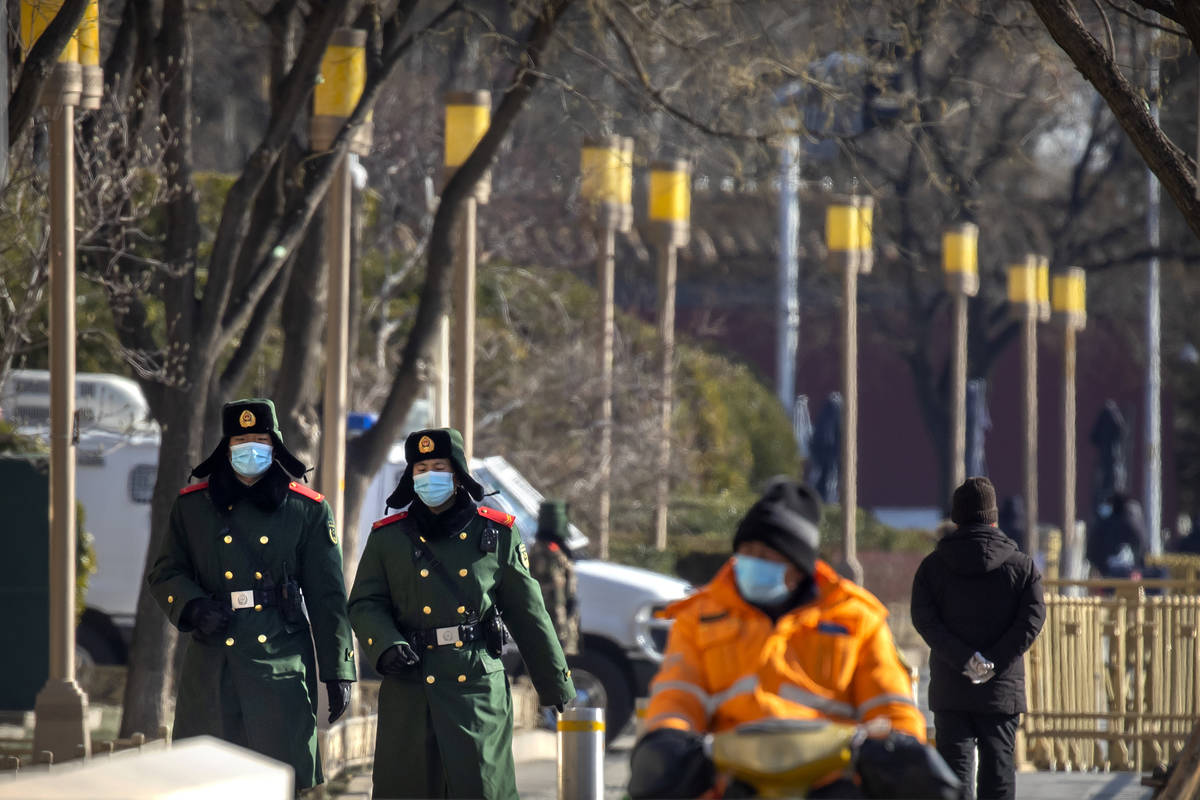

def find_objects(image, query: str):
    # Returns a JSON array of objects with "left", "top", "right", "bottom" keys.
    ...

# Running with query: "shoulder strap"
[{"left": 400, "top": 524, "right": 480, "bottom": 621}]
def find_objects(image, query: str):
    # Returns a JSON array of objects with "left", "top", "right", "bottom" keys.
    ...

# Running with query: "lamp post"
[
  {"left": 942, "top": 223, "right": 979, "bottom": 493},
  {"left": 444, "top": 91, "right": 491, "bottom": 462},
  {"left": 312, "top": 28, "right": 370, "bottom": 575},
  {"left": 645, "top": 159, "right": 690, "bottom": 551},
  {"left": 23, "top": 0, "right": 90, "bottom": 762},
  {"left": 1008, "top": 255, "right": 1041, "bottom": 557},
  {"left": 581, "top": 136, "right": 633, "bottom": 560},
  {"left": 825, "top": 195, "right": 873, "bottom": 584},
  {"left": 1053, "top": 268, "right": 1086, "bottom": 578}
]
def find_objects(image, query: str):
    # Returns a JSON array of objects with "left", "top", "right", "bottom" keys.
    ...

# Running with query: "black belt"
[{"left": 406, "top": 621, "right": 484, "bottom": 649}]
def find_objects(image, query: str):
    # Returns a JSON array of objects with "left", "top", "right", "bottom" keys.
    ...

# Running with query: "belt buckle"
[
  {"left": 435, "top": 626, "right": 459, "bottom": 646},
  {"left": 230, "top": 590, "right": 254, "bottom": 610}
]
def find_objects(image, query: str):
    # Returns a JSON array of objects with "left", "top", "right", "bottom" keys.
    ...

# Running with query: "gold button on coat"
[
  {"left": 457, "top": 675, "right": 466, "bottom": 683},
  {"left": 254, "top": 604, "right": 262, "bottom": 612},
  {"left": 459, "top": 532, "right": 468, "bottom": 540},
  {"left": 423, "top": 606, "right": 432, "bottom": 615},
  {"left": 167, "top": 595, "right": 174, "bottom": 604},
  {"left": 259, "top": 536, "right": 269, "bottom": 545},
  {"left": 257, "top": 634, "right": 267, "bottom": 643},
  {"left": 426, "top": 676, "right": 435, "bottom": 685},
  {"left": 224, "top": 571, "right": 233, "bottom": 580},
  {"left": 459, "top": 569, "right": 468, "bottom": 577},
  {"left": 225, "top": 638, "right": 235, "bottom": 647},
  {"left": 367, "top": 637, "right": 373, "bottom": 646},
  {"left": 457, "top": 606, "right": 466, "bottom": 614},
  {"left": 255, "top": 572, "right": 263, "bottom": 580},
  {"left": 420, "top": 569, "right": 429, "bottom": 578},
  {"left": 223, "top": 535, "right": 232, "bottom": 544},
  {"left": 455, "top": 641, "right": 463, "bottom": 648}
]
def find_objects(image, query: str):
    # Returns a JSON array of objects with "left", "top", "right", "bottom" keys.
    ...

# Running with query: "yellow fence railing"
[{"left": 1024, "top": 578, "right": 1200, "bottom": 772}]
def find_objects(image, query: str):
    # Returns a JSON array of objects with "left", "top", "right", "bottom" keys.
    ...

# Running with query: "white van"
[{"left": 1, "top": 370, "right": 157, "bottom": 433}]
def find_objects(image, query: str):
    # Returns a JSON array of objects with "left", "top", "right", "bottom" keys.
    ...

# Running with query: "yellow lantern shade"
[
  {"left": 1052, "top": 267, "right": 1086, "bottom": 330},
  {"left": 1007, "top": 257, "right": 1038, "bottom": 306},
  {"left": 825, "top": 203, "right": 860, "bottom": 253},
  {"left": 21, "top": 0, "right": 79, "bottom": 63},
  {"left": 444, "top": 91, "right": 491, "bottom": 169},
  {"left": 942, "top": 224, "right": 978, "bottom": 275},
  {"left": 1036, "top": 256, "right": 1051, "bottom": 321},
  {"left": 619, "top": 137, "right": 634, "bottom": 209},
  {"left": 648, "top": 160, "right": 690, "bottom": 224},
  {"left": 76, "top": 0, "right": 99, "bottom": 67},
  {"left": 314, "top": 29, "right": 366, "bottom": 120},
  {"left": 580, "top": 137, "right": 623, "bottom": 206}
]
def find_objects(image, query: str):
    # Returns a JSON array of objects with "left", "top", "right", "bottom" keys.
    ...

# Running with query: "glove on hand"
[
  {"left": 181, "top": 598, "right": 232, "bottom": 637},
  {"left": 377, "top": 643, "right": 421, "bottom": 675},
  {"left": 628, "top": 728, "right": 714, "bottom": 799},
  {"left": 326, "top": 680, "right": 353, "bottom": 724},
  {"left": 962, "top": 651, "right": 996, "bottom": 684}
]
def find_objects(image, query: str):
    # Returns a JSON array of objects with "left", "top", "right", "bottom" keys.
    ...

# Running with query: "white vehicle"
[
  {"left": 357, "top": 445, "right": 690, "bottom": 738},
  {"left": 59, "top": 404, "right": 688, "bottom": 740},
  {"left": 1, "top": 370, "right": 157, "bottom": 433}
]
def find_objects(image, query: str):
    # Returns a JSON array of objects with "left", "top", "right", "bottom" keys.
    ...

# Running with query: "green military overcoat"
[
  {"left": 349, "top": 503, "right": 575, "bottom": 799},
  {"left": 148, "top": 478, "right": 357, "bottom": 790}
]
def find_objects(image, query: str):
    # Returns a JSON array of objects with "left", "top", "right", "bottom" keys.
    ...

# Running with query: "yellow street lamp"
[
  {"left": 22, "top": 0, "right": 97, "bottom": 763},
  {"left": 1008, "top": 254, "right": 1041, "bottom": 557},
  {"left": 645, "top": 159, "right": 690, "bottom": 551},
  {"left": 825, "top": 195, "right": 875, "bottom": 584},
  {"left": 444, "top": 90, "right": 492, "bottom": 461},
  {"left": 942, "top": 222, "right": 979, "bottom": 492},
  {"left": 1054, "top": 268, "right": 1087, "bottom": 573},
  {"left": 311, "top": 28, "right": 370, "bottom": 589},
  {"left": 581, "top": 136, "right": 634, "bottom": 560}
]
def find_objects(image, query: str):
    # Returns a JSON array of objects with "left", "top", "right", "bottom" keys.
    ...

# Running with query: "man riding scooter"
[{"left": 630, "top": 478, "right": 953, "bottom": 798}]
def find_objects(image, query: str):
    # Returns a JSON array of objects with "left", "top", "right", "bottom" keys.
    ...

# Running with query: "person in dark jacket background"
[
  {"left": 1086, "top": 491, "right": 1148, "bottom": 578},
  {"left": 911, "top": 477, "right": 1046, "bottom": 800}
]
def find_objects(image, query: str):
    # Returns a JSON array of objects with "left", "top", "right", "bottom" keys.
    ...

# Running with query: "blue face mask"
[
  {"left": 733, "top": 554, "right": 791, "bottom": 605},
  {"left": 413, "top": 470, "right": 456, "bottom": 507},
  {"left": 230, "top": 442, "right": 273, "bottom": 478}
]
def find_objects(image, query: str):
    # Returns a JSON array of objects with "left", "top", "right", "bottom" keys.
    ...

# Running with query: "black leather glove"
[
  {"left": 555, "top": 704, "right": 564, "bottom": 714},
  {"left": 181, "top": 598, "right": 232, "bottom": 637},
  {"left": 376, "top": 642, "right": 420, "bottom": 675},
  {"left": 326, "top": 680, "right": 352, "bottom": 724},
  {"left": 628, "top": 728, "right": 714, "bottom": 799}
]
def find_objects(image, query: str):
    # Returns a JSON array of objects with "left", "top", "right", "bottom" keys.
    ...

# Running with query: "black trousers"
[{"left": 934, "top": 711, "right": 1019, "bottom": 800}]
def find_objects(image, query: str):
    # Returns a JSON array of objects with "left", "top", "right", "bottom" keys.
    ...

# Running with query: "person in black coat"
[{"left": 911, "top": 477, "right": 1046, "bottom": 800}]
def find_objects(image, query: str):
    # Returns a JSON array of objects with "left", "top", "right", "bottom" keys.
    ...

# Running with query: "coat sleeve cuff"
[
  {"left": 155, "top": 582, "right": 207, "bottom": 631},
  {"left": 359, "top": 632, "right": 409, "bottom": 672},
  {"left": 535, "top": 670, "right": 576, "bottom": 707}
]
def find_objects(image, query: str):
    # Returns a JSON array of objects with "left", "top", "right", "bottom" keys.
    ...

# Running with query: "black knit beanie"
[
  {"left": 732, "top": 477, "right": 822, "bottom": 575},
  {"left": 951, "top": 476, "right": 998, "bottom": 526}
]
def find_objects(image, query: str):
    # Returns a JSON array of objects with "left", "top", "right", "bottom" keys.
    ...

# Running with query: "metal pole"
[
  {"left": 841, "top": 260, "right": 863, "bottom": 584},
  {"left": 776, "top": 134, "right": 800, "bottom": 417},
  {"left": 434, "top": 314, "right": 451, "bottom": 427},
  {"left": 950, "top": 291, "right": 968, "bottom": 490},
  {"left": 653, "top": 240, "right": 676, "bottom": 552},
  {"left": 1145, "top": 43, "right": 1163, "bottom": 556},
  {"left": 557, "top": 707, "right": 605, "bottom": 800},
  {"left": 1062, "top": 324, "right": 1078, "bottom": 575},
  {"left": 33, "top": 101, "right": 90, "bottom": 763},
  {"left": 596, "top": 223, "right": 616, "bottom": 561},
  {"left": 321, "top": 154, "right": 351, "bottom": 552},
  {"left": 1021, "top": 312, "right": 1039, "bottom": 558},
  {"left": 453, "top": 197, "right": 477, "bottom": 461}
]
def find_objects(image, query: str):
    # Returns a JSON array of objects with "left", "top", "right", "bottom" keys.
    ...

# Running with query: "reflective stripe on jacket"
[{"left": 645, "top": 559, "right": 926, "bottom": 740}]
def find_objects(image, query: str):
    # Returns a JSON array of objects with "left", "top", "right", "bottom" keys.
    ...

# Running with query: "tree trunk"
[{"left": 119, "top": 381, "right": 209, "bottom": 736}]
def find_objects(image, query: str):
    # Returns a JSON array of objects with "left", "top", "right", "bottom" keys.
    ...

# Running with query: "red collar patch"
[{"left": 178, "top": 481, "right": 209, "bottom": 496}]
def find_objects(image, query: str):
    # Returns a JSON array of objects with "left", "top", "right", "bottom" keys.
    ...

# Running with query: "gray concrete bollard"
[{"left": 557, "top": 707, "right": 605, "bottom": 800}]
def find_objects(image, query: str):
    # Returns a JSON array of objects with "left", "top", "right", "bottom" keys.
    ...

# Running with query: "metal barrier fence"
[
  {"left": 318, "top": 713, "right": 376, "bottom": 781},
  {"left": 1024, "top": 578, "right": 1200, "bottom": 772}
]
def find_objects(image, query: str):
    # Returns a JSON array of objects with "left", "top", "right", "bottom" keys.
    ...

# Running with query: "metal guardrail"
[
  {"left": 318, "top": 714, "right": 377, "bottom": 781},
  {"left": 1024, "top": 579, "right": 1200, "bottom": 772}
]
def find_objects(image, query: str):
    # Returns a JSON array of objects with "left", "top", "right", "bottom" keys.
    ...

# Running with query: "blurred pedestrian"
[
  {"left": 1086, "top": 491, "right": 1148, "bottom": 578},
  {"left": 911, "top": 477, "right": 1046, "bottom": 800},
  {"left": 529, "top": 500, "right": 580, "bottom": 656},
  {"left": 147, "top": 398, "right": 356, "bottom": 792}
]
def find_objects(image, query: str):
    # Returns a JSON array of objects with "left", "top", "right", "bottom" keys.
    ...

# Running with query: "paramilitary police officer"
[
  {"left": 349, "top": 427, "right": 575, "bottom": 800},
  {"left": 529, "top": 500, "right": 580, "bottom": 656},
  {"left": 147, "top": 399, "right": 356, "bottom": 792}
]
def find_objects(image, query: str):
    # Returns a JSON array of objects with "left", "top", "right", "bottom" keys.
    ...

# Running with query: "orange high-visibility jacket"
[{"left": 645, "top": 559, "right": 926, "bottom": 740}]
